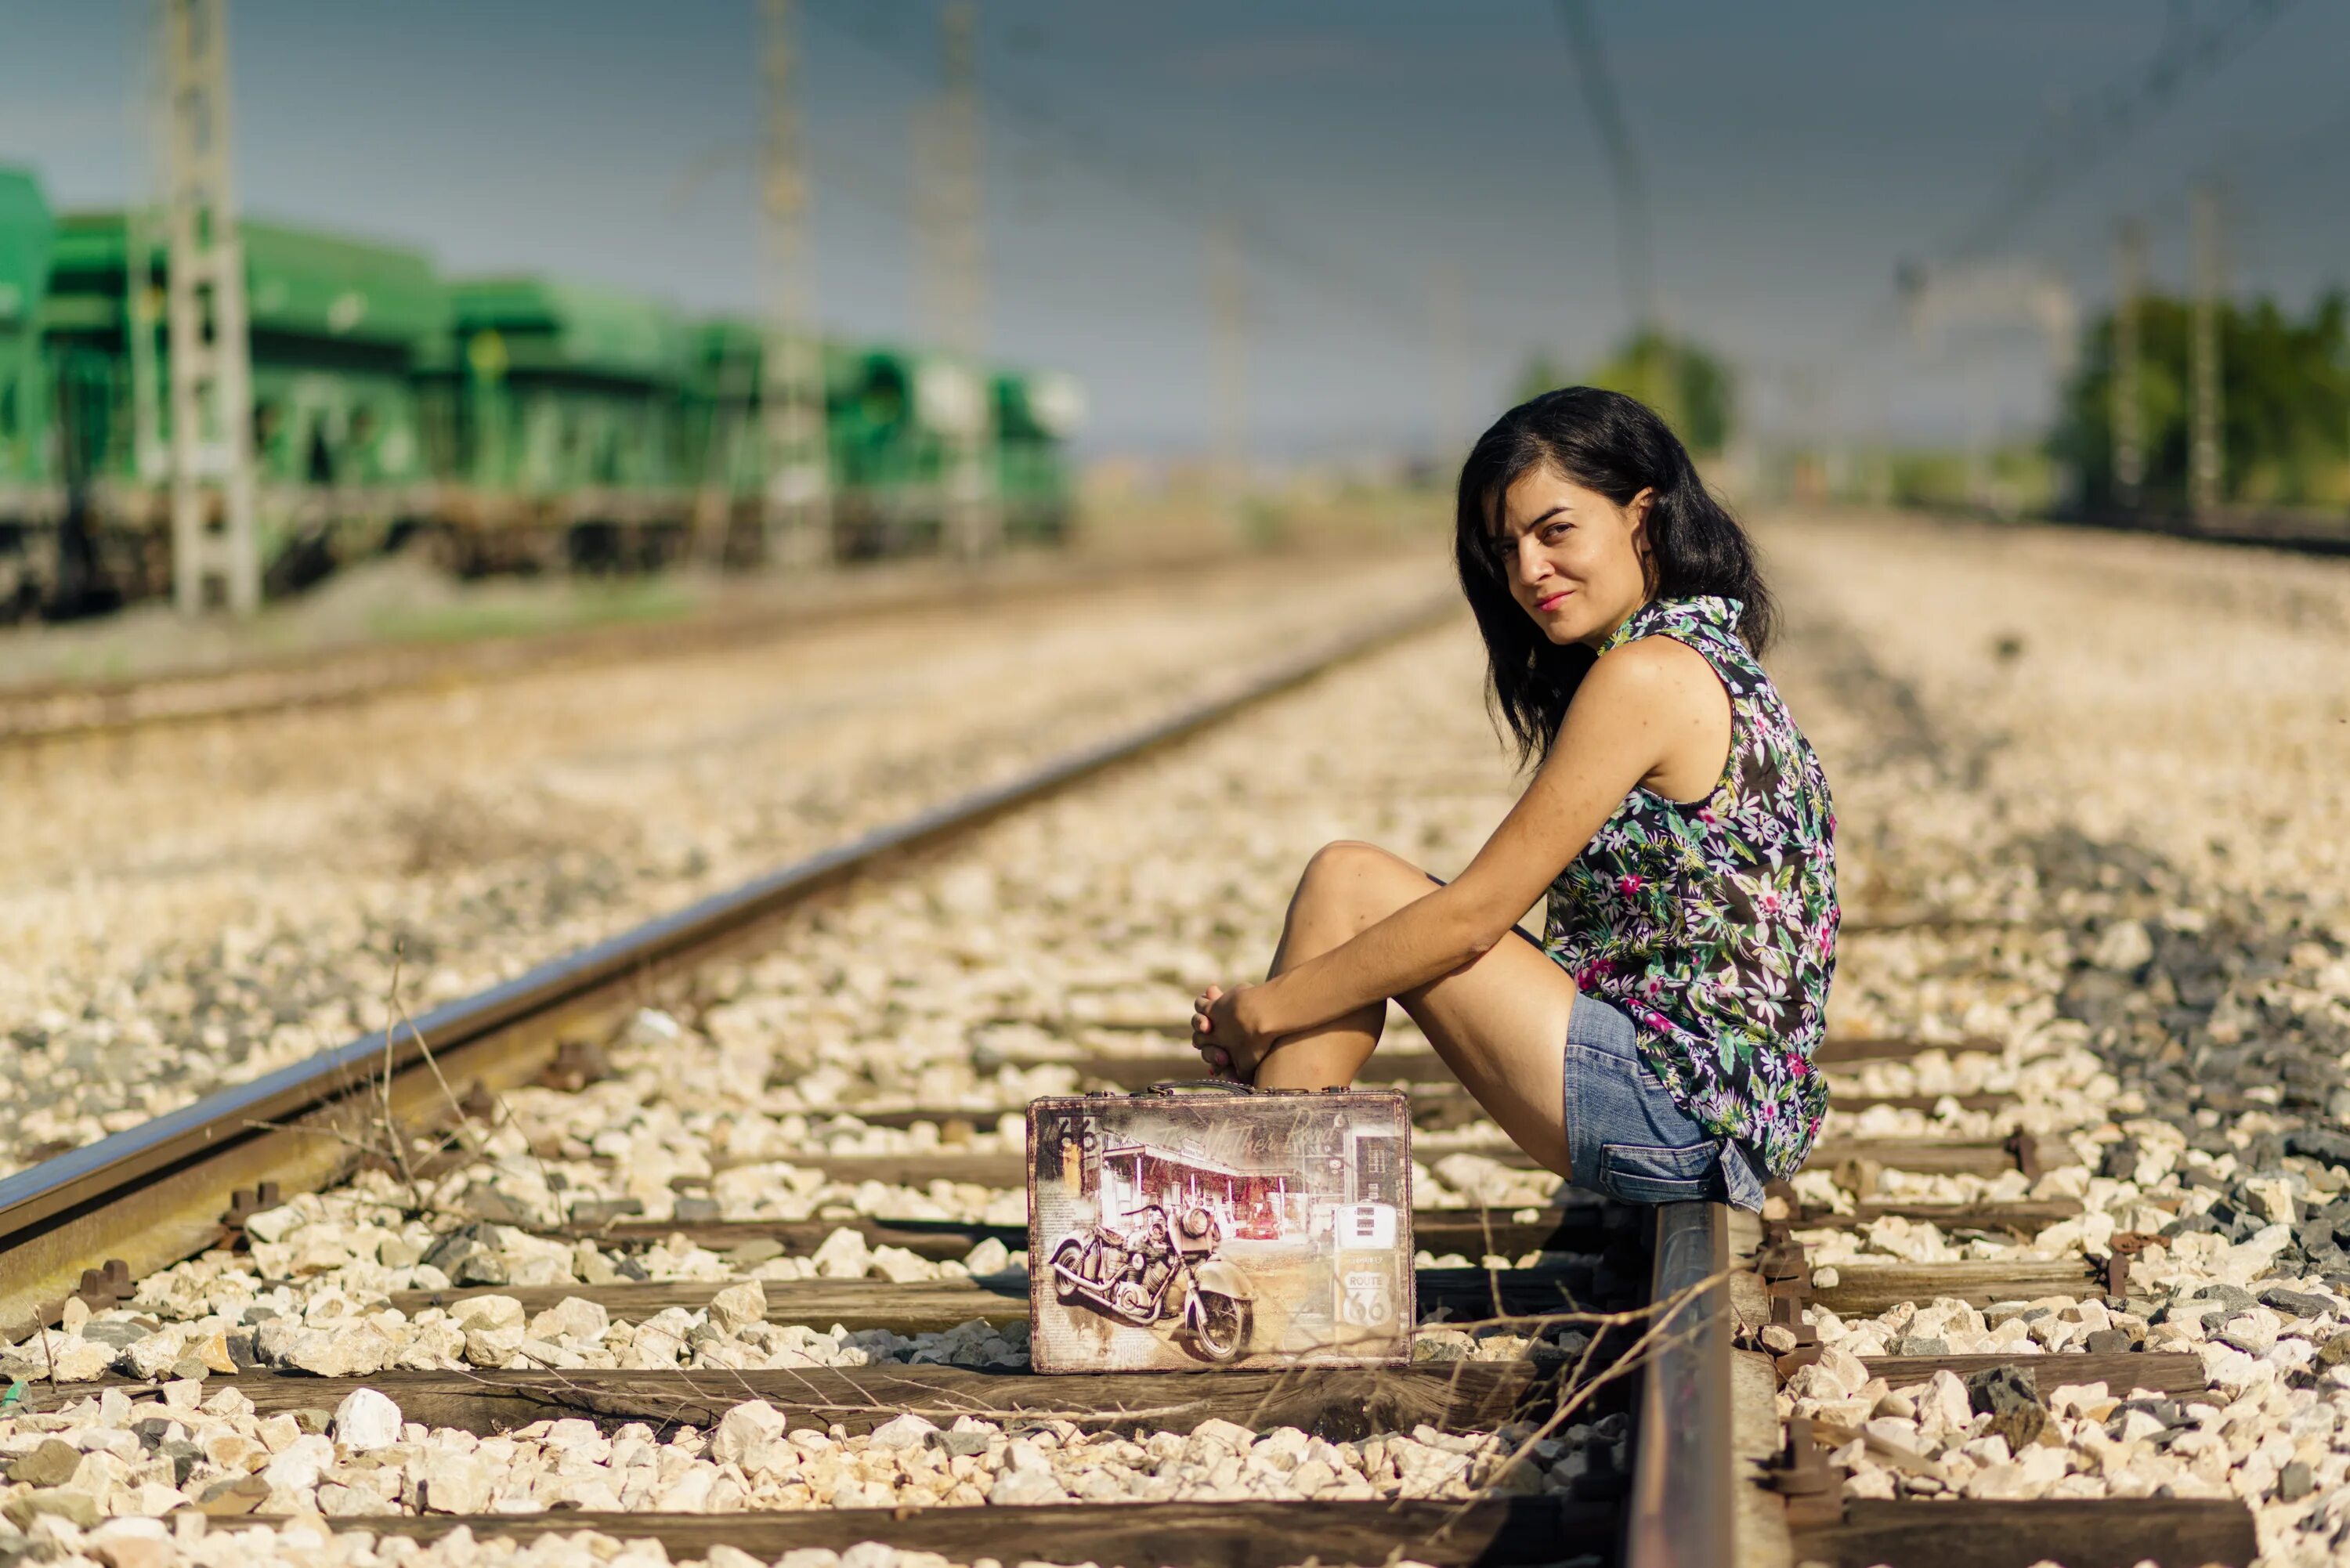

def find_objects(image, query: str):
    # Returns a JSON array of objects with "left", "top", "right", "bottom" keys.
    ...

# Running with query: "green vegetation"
[
  {"left": 1513, "top": 330, "right": 1737, "bottom": 457},
  {"left": 1510, "top": 352, "right": 1570, "bottom": 406},
  {"left": 1816, "top": 444, "right": 2063, "bottom": 518},
  {"left": 1582, "top": 330, "right": 1734, "bottom": 457},
  {"left": 360, "top": 577, "right": 697, "bottom": 645},
  {"left": 2054, "top": 291, "right": 2350, "bottom": 511}
]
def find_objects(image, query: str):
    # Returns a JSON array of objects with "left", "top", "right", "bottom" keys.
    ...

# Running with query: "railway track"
[
  {"left": 0, "top": 598, "right": 2298, "bottom": 1566},
  {"left": 2058, "top": 505, "right": 2350, "bottom": 559},
  {"left": 0, "top": 553, "right": 1259, "bottom": 747}
]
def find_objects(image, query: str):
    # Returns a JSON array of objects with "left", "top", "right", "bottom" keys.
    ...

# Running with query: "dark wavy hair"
[{"left": 1455, "top": 385, "right": 1773, "bottom": 768}]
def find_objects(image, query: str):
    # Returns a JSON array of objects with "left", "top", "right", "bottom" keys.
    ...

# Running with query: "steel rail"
[
  {"left": 0, "top": 594, "right": 1458, "bottom": 1338},
  {"left": 0, "top": 555, "right": 1255, "bottom": 747},
  {"left": 1624, "top": 1201, "right": 1735, "bottom": 1568}
]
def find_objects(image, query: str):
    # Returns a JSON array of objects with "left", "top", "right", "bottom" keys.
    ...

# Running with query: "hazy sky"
[{"left": 2, "top": 1, "right": 2345, "bottom": 461}]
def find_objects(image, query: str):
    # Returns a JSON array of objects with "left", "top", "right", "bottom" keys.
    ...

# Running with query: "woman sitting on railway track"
[{"left": 1189, "top": 387, "right": 1837, "bottom": 1209}]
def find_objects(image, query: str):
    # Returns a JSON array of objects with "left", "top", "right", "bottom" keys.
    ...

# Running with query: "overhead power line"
[
  {"left": 1807, "top": 0, "right": 2303, "bottom": 399},
  {"left": 1938, "top": 0, "right": 2301, "bottom": 264},
  {"left": 1554, "top": 0, "right": 1654, "bottom": 334},
  {"left": 801, "top": 0, "right": 1495, "bottom": 359}
]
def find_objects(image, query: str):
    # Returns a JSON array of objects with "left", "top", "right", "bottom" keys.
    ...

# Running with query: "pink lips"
[{"left": 1537, "top": 591, "right": 1571, "bottom": 611}]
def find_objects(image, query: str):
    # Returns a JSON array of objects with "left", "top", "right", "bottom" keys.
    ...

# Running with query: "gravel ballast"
[
  {"left": 0, "top": 558, "right": 1438, "bottom": 1180},
  {"left": 7, "top": 511, "right": 2350, "bottom": 1562}
]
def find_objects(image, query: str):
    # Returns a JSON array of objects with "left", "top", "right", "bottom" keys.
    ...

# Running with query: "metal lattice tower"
[
  {"left": 916, "top": 0, "right": 997, "bottom": 558},
  {"left": 126, "top": 24, "right": 167, "bottom": 486},
  {"left": 2190, "top": 181, "right": 2225, "bottom": 520},
  {"left": 1429, "top": 260, "right": 1469, "bottom": 464},
  {"left": 1900, "top": 259, "right": 2078, "bottom": 508},
  {"left": 2110, "top": 219, "right": 2147, "bottom": 506},
  {"left": 159, "top": 0, "right": 259, "bottom": 615},
  {"left": 757, "top": 0, "right": 831, "bottom": 569}
]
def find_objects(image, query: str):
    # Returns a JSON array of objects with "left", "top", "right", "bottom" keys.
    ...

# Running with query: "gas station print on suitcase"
[{"left": 1025, "top": 1088, "right": 1415, "bottom": 1373}]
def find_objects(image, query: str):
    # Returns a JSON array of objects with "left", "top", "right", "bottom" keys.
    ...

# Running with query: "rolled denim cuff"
[{"left": 1717, "top": 1138, "right": 1767, "bottom": 1212}]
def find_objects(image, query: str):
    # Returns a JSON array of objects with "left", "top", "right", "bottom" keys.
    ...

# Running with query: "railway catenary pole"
[
  {"left": 1430, "top": 260, "right": 1470, "bottom": 468},
  {"left": 757, "top": 0, "right": 833, "bottom": 569},
  {"left": 126, "top": 18, "right": 168, "bottom": 489},
  {"left": 2111, "top": 218, "right": 2147, "bottom": 508},
  {"left": 2189, "top": 179, "right": 2226, "bottom": 522},
  {"left": 1555, "top": 0, "right": 1655, "bottom": 336},
  {"left": 918, "top": 0, "right": 1000, "bottom": 561},
  {"left": 158, "top": 0, "right": 261, "bottom": 616},
  {"left": 1205, "top": 214, "right": 1249, "bottom": 525}
]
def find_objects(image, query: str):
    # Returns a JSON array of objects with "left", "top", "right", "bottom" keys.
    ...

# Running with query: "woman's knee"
[{"left": 1296, "top": 840, "right": 1423, "bottom": 918}]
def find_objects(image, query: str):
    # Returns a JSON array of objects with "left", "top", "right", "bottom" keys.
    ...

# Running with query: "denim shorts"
[{"left": 1564, "top": 991, "right": 1766, "bottom": 1211}]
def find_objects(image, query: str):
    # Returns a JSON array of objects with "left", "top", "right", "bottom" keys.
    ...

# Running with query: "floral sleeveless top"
[{"left": 1542, "top": 595, "right": 1838, "bottom": 1180}]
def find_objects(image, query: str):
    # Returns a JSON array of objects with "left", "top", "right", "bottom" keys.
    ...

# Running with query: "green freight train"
[
  {"left": 0, "top": 168, "right": 57, "bottom": 610},
  {"left": 0, "top": 164, "right": 1080, "bottom": 616},
  {"left": 37, "top": 208, "right": 449, "bottom": 604}
]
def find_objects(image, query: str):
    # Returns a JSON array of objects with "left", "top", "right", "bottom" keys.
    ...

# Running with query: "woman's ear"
[{"left": 1629, "top": 488, "right": 1659, "bottom": 592}]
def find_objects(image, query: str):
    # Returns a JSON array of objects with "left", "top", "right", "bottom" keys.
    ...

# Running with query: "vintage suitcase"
[{"left": 1027, "top": 1082, "right": 1414, "bottom": 1373}]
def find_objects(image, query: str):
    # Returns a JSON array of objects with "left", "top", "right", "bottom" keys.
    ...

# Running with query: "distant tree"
[
  {"left": 1513, "top": 352, "right": 1569, "bottom": 406},
  {"left": 2054, "top": 290, "right": 2350, "bottom": 511},
  {"left": 1509, "top": 334, "right": 1736, "bottom": 456},
  {"left": 1582, "top": 330, "right": 1735, "bottom": 457}
]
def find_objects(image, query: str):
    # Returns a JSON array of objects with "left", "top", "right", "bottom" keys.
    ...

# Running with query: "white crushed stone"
[
  {"left": 11, "top": 515, "right": 2350, "bottom": 1552},
  {"left": 0, "top": 558, "right": 1441, "bottom": 1181}
]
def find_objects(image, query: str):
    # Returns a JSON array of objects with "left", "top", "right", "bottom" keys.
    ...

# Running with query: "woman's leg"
[
  {"left": 1243, "top": 841, "right": 1401, "bottom": 1085},
  {"left": 1249, "top": 840, "right": 1578, "bottom": 1178}
]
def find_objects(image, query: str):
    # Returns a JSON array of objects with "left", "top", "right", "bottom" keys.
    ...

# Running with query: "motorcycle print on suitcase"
[{"left": 1026, "top": 1085, "right": 1414, "bottom": 1373}]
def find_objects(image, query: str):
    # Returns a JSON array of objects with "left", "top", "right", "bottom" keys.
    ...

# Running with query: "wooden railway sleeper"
[
  {"left": 567, "top": 1196, "right": 648, "bottom": 1228},
  {"left": 1763, "top": 1414, "right": 1846, "bottom": 1530}
]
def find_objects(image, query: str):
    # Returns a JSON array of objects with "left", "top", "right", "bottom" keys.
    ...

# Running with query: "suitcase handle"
[{"left": 1141, "top": 1078, "right": 1256, "bottom": 1096}]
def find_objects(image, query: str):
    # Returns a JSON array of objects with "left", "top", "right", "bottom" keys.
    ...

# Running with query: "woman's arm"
[{"left": 1228, "top": 638, "right": 1719, "bottom": 1044}]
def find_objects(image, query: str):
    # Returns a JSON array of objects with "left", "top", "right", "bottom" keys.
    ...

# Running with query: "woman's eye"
[{"left": 1542, "top": 523, "right": 1569, "bottom": 542}]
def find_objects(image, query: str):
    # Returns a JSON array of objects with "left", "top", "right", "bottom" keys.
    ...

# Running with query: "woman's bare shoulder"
[
  {"left": 1583, "top": 634, "right": 1721, "bottom": 707},
  {"left": 1575, "top": 636, "right": 1733, "bottom": 795}
]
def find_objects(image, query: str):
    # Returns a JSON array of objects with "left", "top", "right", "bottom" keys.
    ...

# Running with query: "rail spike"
[
  {"left": 1769, "top": 1290, "right": 1824, "bottom": 1380},
  {"left": 218, "top": 1182, "right": 284, "bottom": 1248},
  {"left": 2102, "top": 1230, "right": 2158, "bottom": 1299},
  {"left": 538, "top": 1038, "right": 613, "bottom": 1094},
  {"left": 1763, "top": 1414, "right": 1846, "bottom": 1529},
  {"left": 74, "top": 1259, "right": 133, "bottom": 1313}
]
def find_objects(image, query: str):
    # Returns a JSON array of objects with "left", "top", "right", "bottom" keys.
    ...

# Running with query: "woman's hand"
[{"left": 1190, "top": 983, "right": 1269, "bottom": 1081}]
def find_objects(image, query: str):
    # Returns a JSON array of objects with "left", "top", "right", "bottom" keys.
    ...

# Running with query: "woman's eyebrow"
[{"left": 1489, "top": 500, "right": 1567, "bottom": 539}]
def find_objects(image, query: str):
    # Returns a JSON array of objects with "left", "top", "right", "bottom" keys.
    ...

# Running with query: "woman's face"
[{"left": 1491, "top": 465, "right": 1654, "bottom": 649}]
